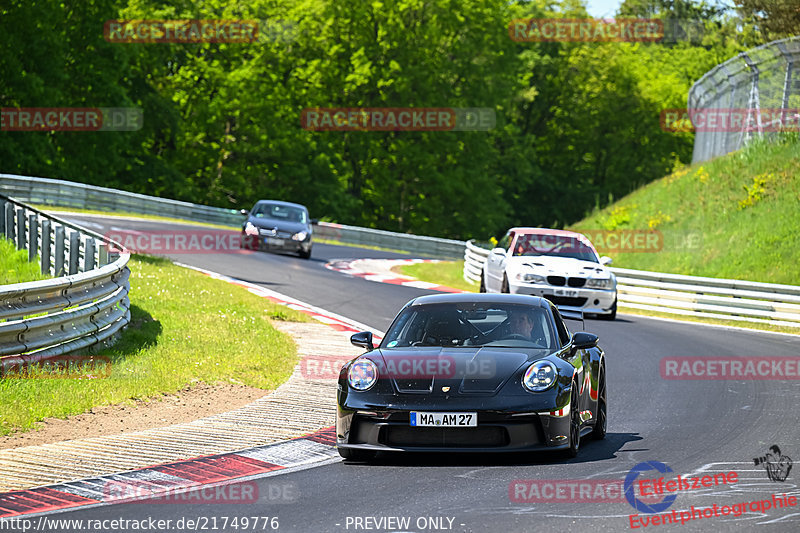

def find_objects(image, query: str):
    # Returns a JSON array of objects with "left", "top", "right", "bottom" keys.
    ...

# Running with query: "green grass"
[
  {"left": 0, "top": 254, "right": 311, "bottom": 435},
  {"left": 0, "top": 238, "right": 49, "bottom": 285},
  {"left": 395, "top": 260, "right": 477, "bottom": 292},
  {"left": 569, "top": 135, "right": 800, "bottom": 285}
]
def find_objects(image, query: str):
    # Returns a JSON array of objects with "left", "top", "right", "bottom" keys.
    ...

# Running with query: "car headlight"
[
  {"left": 586, "top": 278, "right": 613, "bottom": 289},
  {"left": 348, "top": 359, "right": 378, "bottom": 391},
  {"left": 522, "top": 361, "right": 558, "bottom": 392},
  {"left": 244, "top": 222, "right": 259, "bottom": 236},
  {"left": 515, "top": 272, "right": 546, "bottom": 283},
  {"left": 292, "top": 231, "right": 308, "bottom": 241}
]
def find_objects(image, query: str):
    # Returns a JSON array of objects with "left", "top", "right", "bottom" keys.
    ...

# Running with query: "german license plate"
[
  {"left": 266, "top": 237, "right": 285, "bottom": 247},
  {"left": 554, "top": 288, "right": 578, "bottom": 298},
  {"left": 410, "top": 412, "right": 477, "bottom": 427}
]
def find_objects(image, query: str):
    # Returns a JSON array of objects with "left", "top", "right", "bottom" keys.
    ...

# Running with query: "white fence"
[{"left": 463, "top": 240, "right": 800, "bottom": 328}]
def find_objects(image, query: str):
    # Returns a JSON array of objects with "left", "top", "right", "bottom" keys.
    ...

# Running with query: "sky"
[{"left": 585, "top": 0, "right": 737, "bottom": 18}]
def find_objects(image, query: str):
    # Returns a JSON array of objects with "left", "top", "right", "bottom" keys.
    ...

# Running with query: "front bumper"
[
  {"left": 336, "top": 408, "right": 572, "bottom": 453},
  {"left": 242, "top": 233, "right": 311, "bottom": 253},
  {"left": 507, "top": 281, "right": 616, "bottom": 315}
]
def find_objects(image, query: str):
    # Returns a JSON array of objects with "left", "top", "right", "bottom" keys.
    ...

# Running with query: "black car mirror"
[
  {"left": 572, "top": 332, "right": 598, "bottom": 350},
  {"left": 350, "top": 331, "right": 374, "bottom": 350},
  {"left": 240, "top": 209, "right": 249, "bottom": 216},
  {"left": 310, "top": 218, "right": 319, "bottom": 225}
]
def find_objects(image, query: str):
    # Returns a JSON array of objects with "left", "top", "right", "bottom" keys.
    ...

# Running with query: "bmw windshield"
[{"left": 512, "top": 234, "right": 599, "bottom": 262}]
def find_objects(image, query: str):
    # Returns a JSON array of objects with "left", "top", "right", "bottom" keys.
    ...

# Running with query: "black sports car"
[
  {"left": 240, "top": 200, "right": 315, "bottom": 259},
  {"left": 336, "top": 293, "right": 607, "bottom": 460}
]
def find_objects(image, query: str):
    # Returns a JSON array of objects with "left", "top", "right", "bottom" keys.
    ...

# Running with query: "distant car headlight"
[
  {"left": 244, "top": 222, "right": 259, "bottom": 236},
  {"left": 522, "top": 361, "right": 558, "bottom": 392},
  {"left": 515, "top": 272, "right": 546, "bottom": 283},
  {"left": 292, "top": 231, "right": 308, "bottom": 241},
  {"left": 348, "top": 359, "right": 378, "bottom": 391},
  {"left": 586, "top": 278, "right": 613, "bottom": 289}
]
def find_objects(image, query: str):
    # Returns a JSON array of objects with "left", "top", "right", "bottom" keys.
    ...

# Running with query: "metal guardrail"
[
  {"left": 0, "top": 174, "right": 244, "bottom": 227},
  {"left": 0, "top": 194, "right": 131, "bottom": 359},
  {"left": 689, "top": 36, "right": 800, "bottom": 163},
  {"left": 463, "top": 240, "right": 800, "bottom": 328},
  {"left": 0, "top": 174, "right": 467, "bottom": 260},
  {"left": 314, "top": 222, "right": 465, "bottom": 259}
]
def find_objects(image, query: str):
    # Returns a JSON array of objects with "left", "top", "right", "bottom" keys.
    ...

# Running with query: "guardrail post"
[
  {"left": 98, "top": 241, "right": 109, "bottom": 266},
  {"left": 84, "top": 237, "right": 96, "bottom": 271},
  {"left": 41, "top": 219, "right": 51, "bottom": 275},
  {"left": 0, "top": 199, "right": 5, "bottom": 237},
  {"left": 15, "top": 207, "right": 25, "bottom": 250},
  {"left": 54, "top": 225, "right": 65, "bottom": 276},
  {"left": 68, "top": 230, "right": 80, "bottom": 275},
  {"left": 28, "top": 213, "right": 38, "bottom": 262},
  {"left": 3, "top": 203, "right": 12, "bottom": 240}
]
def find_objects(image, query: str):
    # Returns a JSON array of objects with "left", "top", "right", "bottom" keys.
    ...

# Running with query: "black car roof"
[
  {"left": 407, "top": 293, "right": 551, "bottom": 309},
  {"left": 253, "top": 199, "right": 308, "bottom": 210}
]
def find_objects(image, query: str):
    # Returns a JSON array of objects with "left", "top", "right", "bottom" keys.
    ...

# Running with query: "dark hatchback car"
[
  {"left": 336, "top": 293, "right": 607, "bottom": 461},
  {"left": 240, "top": 200, "right": 315, "bottom": 259}
]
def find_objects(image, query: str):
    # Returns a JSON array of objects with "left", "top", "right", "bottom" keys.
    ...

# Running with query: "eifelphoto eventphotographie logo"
[{"left": 754, "top": 445, "right": 792, "bottom": 482}]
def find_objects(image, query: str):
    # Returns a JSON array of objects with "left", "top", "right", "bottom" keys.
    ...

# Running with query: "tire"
[
  {"left": 479, "top": 274, "right": 486, "bottom": 293},
  {"left": 598, "top": 298, "right": 617, "bottom": 321},
  {"left": 298, "top": 247, "right": 311, "bottom": 260},
  {"left": 338, "top": 447, "right": 376, "bottom": 462},
  {"left": 565, "top": 385, "right": 581, "bottom": 458},
  {"left": 592, "top": 365, "right": 607, "bottom": 440},
  {"left": 501, "top": 275, "right": 510, "bottom": 293}
]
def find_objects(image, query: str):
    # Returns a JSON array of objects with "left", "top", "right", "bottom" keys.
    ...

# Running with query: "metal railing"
[
  {"left": 0, "top": 174, "right": 467, "bottom": 259},
  {"left": 463, "top": 240, "right": 800, "bottom": 328},
  {"left": 689, "top": 36, "right": 800, "bottom": 163},
  {"left": 0, "top": 194, "right": 131, "bottom": 359}
]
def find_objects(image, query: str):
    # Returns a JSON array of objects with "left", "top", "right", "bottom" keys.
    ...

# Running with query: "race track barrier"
[
  {"left": 463, "top": 240, "right": 800, "bottom": 328},
  {"left": 0, "top": 194, "right": 130, "bottom": 359}
]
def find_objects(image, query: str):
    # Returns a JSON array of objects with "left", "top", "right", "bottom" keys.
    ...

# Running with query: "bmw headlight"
[
  {"left": 522, "top": 361, "right": 558, "bottom": 392},
  {"left": 244, "top": 222, "right": 259, "bottom": 236},
  {"left": 348, "top": 359, "right": 378, "bottom": 391},
  {"left": 586, "top": 278, "right": 613, "bottom": 289},
  {"left": 515, "top": 271, "right": 545, "bottom": 283},
  {"left": 292, "top": 231, "right": 308, "bottom": 241}
]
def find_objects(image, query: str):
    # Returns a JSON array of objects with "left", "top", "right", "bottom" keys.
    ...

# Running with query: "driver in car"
[{"left": 507, "top": 309, "right": 536, "bottom": 340}]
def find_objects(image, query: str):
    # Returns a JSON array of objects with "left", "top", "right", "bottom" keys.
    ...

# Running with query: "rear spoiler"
[{"left": 558, "top": 309, "right": 585, "bottom": 331}]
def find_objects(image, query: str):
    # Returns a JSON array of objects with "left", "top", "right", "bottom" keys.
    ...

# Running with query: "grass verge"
[
  {"left": 394, "top": 260, "right": 476, "bottom": 292},
  {"left": 0, "top": 254, "right": 311, "bottom": 435},
  {"left": 0, "top": 238, "right": 48, "bottom": 285}
]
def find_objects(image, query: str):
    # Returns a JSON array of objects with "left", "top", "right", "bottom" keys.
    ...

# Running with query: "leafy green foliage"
[{"left": 0, "top": 0, "right": 764, "bottom": 240}]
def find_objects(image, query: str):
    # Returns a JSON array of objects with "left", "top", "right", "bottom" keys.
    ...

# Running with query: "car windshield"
[
  {"left": 512, "top": 234, "right": 598, "bottom": 262},
  {"left": 381, "top": 303, "right": 555, "bottom": 350},
  {"left": 252, "top": 203, "right": 307, "bottom": 223}
]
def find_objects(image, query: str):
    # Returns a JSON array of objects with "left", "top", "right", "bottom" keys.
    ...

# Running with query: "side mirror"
[
  {"left": 240, "top": 209, "right": 249, "bottom": 217},
  {"left": 600, "top": 256, "right": 613, "bottom": 266},
  {"left": 310, "top": 218, "right": 319, "bottom": 225},
  {"left": 350, "top": 331, "right": 374, "bottom": 350},
  {"left": 572, "top": 332, "right": 598, "bottom": 350},
  {"left": 491, "top": 247, "right": 506, "bottom": 255}
]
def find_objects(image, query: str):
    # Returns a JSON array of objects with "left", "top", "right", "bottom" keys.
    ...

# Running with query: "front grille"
[
  {"left": 547, "top": 276, "right": 566, "bottom": 286},
  {"left": 568, "top": 277, "right": 586, "bottom": 288},
  {"left": 544, "top": 295, "right": 588, "bottom": 307},
  {"left": 384, "top": 426, "right": 508, "bottom": 447}
]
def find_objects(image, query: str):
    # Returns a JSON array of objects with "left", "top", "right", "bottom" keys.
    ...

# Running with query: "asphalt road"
[{"left": 29, "top": 215, "right": 800, "bottom": 533}]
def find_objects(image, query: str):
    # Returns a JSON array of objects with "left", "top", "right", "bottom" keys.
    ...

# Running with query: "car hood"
[
  {"left": 373, "top": 347, "right": 533, "bottom": 395},
  {"left": 247, "top": 217, "right": 308, "bottom": 234},
  {"left": 506, "top": 255, "right": 610, "bottom": 278}
]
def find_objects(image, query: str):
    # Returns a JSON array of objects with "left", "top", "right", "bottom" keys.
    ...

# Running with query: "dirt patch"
[{"left": 0, "top": 382, "right": 270, "bottom": 450}]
